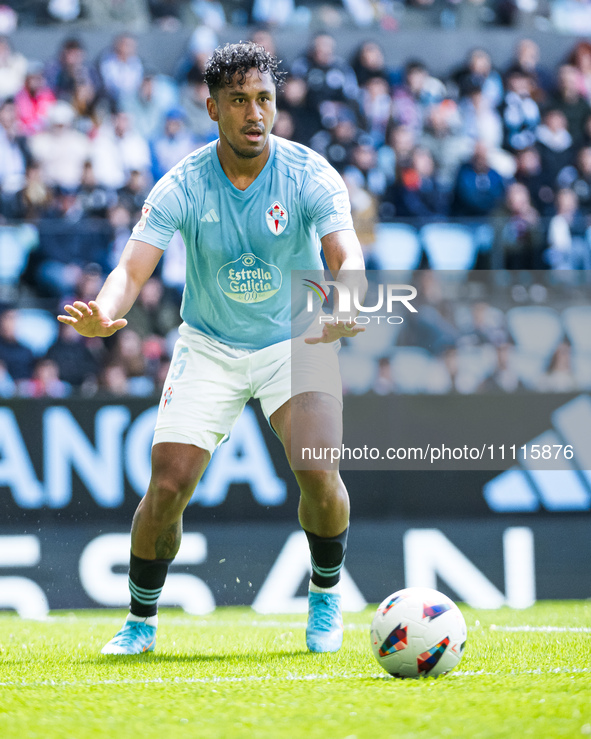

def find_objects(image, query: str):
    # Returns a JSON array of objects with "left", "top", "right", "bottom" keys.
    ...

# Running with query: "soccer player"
[{"left": 58, "top": 42, "right": 366, "bottom": 655}]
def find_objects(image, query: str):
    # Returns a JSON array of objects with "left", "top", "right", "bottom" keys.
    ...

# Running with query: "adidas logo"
[
  {"left": 484, "top": 394, "right": 591, "bottom": 512},
  {"left": 200, "top": 209, "right": 219, "bottom": 223}
]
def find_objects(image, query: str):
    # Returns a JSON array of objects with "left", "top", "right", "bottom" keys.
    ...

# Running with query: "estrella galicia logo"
[
  {"left": 266, "top": 201, "right": 288, "bottom": 235},
  {"left": 217, "top": 253, "right": 282, "bottom": 303}
]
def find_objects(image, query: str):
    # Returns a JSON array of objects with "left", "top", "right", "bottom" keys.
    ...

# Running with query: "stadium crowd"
[{"left": 1, "top": 18, "right": 591, "bottom": 398}]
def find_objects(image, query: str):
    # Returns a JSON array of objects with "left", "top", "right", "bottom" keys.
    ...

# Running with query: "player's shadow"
[{"left": 88, "top": 649, "right": 309, "bottom": 665}]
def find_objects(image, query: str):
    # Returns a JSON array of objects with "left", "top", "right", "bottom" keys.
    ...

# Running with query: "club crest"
[{"left": 266, "top": 201, "right": 288, "bottom": 236}]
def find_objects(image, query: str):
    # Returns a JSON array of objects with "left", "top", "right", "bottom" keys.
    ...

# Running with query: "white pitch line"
[
  {"left": 490, "top": 625, "right": 591, "bottom": 634},
  {"left": 0, "top": 667, "right": 590, "bottom": 689}
]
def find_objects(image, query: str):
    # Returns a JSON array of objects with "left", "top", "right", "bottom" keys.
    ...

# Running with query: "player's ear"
[{"left": 206, "top": 96, "right": 219, "bottom": 122}]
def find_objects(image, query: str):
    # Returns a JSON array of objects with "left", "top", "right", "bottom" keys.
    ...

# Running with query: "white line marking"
[
  {"left": 490, "top": 625, "right": 591, "bottom": 634},
  {"left": 1, "top": 667, "right": 590, "bottom": 689}
]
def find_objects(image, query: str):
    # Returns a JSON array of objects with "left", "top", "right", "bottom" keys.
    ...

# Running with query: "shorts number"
[{"left": 170, "top": 347, "right": 188, "bottom": 380}]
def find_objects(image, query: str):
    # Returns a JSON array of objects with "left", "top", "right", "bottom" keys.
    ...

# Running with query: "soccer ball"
[{"left": 370, "top": 587, "right": 467, "bottom": 678}]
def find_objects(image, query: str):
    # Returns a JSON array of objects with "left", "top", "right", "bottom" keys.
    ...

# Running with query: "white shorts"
[{"left": 153, "top": 323, "right": 342, "bottom": 454}]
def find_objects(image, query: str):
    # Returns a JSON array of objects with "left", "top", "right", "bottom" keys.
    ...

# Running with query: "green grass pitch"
[{"left": 1, "top": 602, "right": 590, "bottom": 739}]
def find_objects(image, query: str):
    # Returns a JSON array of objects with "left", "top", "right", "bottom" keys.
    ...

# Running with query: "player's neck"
[{"left": 216, "top": 137, "right": 271, "bottom": 191}]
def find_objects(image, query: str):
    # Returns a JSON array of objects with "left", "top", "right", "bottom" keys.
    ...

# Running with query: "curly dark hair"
[{"left": 204, "top": 41, "right": 287, "bottom": 98}]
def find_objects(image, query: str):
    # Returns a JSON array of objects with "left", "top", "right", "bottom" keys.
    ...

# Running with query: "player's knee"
[
  {"left": 148, "top": 472, "right": 196, "bottom": 512},
  {"left": 297, "top": 469, "right": 342, "bottom": 499}
]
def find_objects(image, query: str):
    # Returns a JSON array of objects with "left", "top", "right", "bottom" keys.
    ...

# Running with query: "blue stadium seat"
[
  {"left": 506, "top": 306, "right": 563, "bottom": 389},
  {"left": 420, "top": 223, "right": 478, "bottom": 270},
  {"left": 338, "top": 349, "right": 377, "bottom": 394},
  {"left": 14, "top": 309, "right": 59, "bottom": 356},
  {"left": 390, "top": 346, "right": 448, "bottom": 394},
  {"left": 0, "top": 224, "right": 39, "bottom": 289},
  {"left": 562, "top": 306, "right": 591, "bottom": 390},
  {"left": 372, "top": 223, "right": 422, "bottom": 271}
]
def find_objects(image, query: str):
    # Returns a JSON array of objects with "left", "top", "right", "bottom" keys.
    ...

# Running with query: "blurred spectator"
[
  {"left": 107, "top": 203, "right": 134, "bottom": 267},
  {"left": 45, "top": 38, "right": 101, "bottom": 103},
  {"left": 359, "top": 76, "right": 392, "bottom": 147},
  {"left": 346, "top": 143, "right": 387, "bottom": 196},
  {"left": 148, "top": 0, "right": 187, "bottom": 29},
  {"left": 14, "top": 61, "right": 56, "bottom": 136},
  {"left": 81, "top": 0, "right": 151, "bottom": 31},
  {"left": 451, "top": 141, "right": 505, "bottom": 217},
  {"left": 190, "top": 0, "right": 227, "bottom": 31},
  {"left": 310, "top": 109, "right": 364, "bottom": 172},
  {"left": 548, "top": 65, "right": 591, "bottom": 149},
  {"left": 46, "top": 321, "right": 100, "bottom": 388},
  {"left": 29, "top": 101, "right": 91, "bottom": 189},
  {"left": 33, "top": 188, "right": 110, "bottom": 297},
  {"left": 291, "top": 34, "right": 360, "bottom": 114},
  {"left": 551, "top": 0, "right": 591, "bottom": 35},
  {"left": 506, "top": 39, "right": 552, "bottom": 103},
  {"left": 0, "top": 308, "right": 35, "bottom": 381},
  {"left": 91, "top": 110, "right": 151, "bottom": 189},
  {"left": 343, "top": 170, "right": 378, "bottom": 258},
  {"left": 545, "top": 187, "right": 591, "bottom": 269},
  {"left": 372, "top": 356, "right": 395, "bottom": 396},
  {"left": 179, "top": 67, "right": 219, "bottom": 142},
  {"left": 272, "top": 109, "right": 296, "bottom": 140},
  {"left": 452, "top": 48, "right": 504, "bottom": 108},
  {"left": 277, "top": 76, "right": 322, "bottom": 147},
  {"left": 540, "top": 342, "right": 576, "bottom": 392},
  {"left": 514, "top": 147, "right": 553, "bottom": 215},
  {"left": 108, "top": 328, "right": 155, "bottom": 395},
  {"left": 536, "top": 109, "right": 574, "bottom": 189},
  {"left": 2, "top": 160, "right": 52, "bottom": 221},
  {"left": 150, "top": 109, "right": 196, "bottom": 181},
  {"left": 0, "top": 35, "right": 27, "bottom": 100},
  {"left": 77, "top": 161, "right": 117, "bottom": 219},
  {"left": 174, "top": 25, "right": 218, "bottom": 84},
  {"left": 117, "top": 169, "right": 150, "bottom": 216},
  {"left": 382, "top": 146, "right": 448, "bottom": 219},
  {"left": 350, "top": 41, "right": 390, "bottom": 87},
  {"left": 459, "top": 82, "right": 503, "bottom": 150},
  {"left": 557, "top": 145, "right": 591, "bottom": 214},
  {"left": 499, "top": 69, "right": 540, "bottom": 152},
  {"left": 0, "top": 98, "right": 30, "bottom": 198},
  {"left": 419, "top": 101, "right": 473, "bottom": 190},
  {"left": 569, "top": 41, "right": 591, "bottom": 105},
  {"left": 391, "top": 60, "right": 445, "bottom": 134},
  {"left": 492, "top": 182, "right": 544, "bottom": 269},
  {"left": 377, "top": 122, "right": 416, "bottom": 190},
  {"left": 70, "top": 79, "right": 108, "bottom": 135},
  {"left": 123, "top": 71, "right": 178, "bottom": 141},
  {"left": 124, "top": 277, "right": 180, "bottom": 339},
  {"left": 99, "top": 34, "right": 144, "bottom": 105},
  {"left": 479, "top": 342, "right": 523, "bottom": 393},
  {"left": 18, "top": 357, "right": 71, "bottom": 398},
  {"left": 99, "top": 362, "right": 130, "bottom": 395}
]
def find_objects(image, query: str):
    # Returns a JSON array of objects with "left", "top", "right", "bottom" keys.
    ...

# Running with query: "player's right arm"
[{"left": 57, "top": 239, "right": 164, "bottom": 337}]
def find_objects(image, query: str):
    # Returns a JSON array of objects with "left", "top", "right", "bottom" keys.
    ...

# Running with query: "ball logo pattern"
[{"left": 370, "top": 587, "right": 467, "bottom": 678}]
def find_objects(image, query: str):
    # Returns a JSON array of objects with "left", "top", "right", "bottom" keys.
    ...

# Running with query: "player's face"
[{"left": 208, "top": 69, "right": 276, "bottom": 160}]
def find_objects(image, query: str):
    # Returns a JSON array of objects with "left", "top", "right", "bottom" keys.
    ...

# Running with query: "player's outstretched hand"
[
  {"left": 305, "top": 321, "right": 365, "bottom": 344},
  {"left": 57, "top": 300, "right": 128, "bottom": 337}
]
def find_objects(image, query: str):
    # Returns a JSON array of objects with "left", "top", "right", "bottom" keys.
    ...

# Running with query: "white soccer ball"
[{"left": 370, "top": 587, "right": 467, "bottom": 678}]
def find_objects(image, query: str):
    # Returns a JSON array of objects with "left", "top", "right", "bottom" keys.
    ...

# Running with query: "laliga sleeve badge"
[
  {"left": 136, "top": 203, "right": 152, "bottom": 232},
  {"left": 266, "top": 201, "right": 288, "bottom": 235}
]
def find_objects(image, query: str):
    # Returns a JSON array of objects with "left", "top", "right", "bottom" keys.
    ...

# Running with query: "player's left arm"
[{"left": 305, "top": 229, "right": 368, "bottom": 344}]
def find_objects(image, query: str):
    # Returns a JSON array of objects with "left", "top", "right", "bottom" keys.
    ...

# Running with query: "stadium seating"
[
  {"left": 0, "top": 224, "right": 39, "bottom": 294},
  {"left": 420, "top": 223, "right": 478, "bottom": 270},
  {"left": 14, "top": 308, "right": 59, "bottom": 356},
  {"left": 562, "top": 305, "right": 591, "bottom": 389},
  {"left": 506, "top": 306, "right": 564, "bottom": 388},
  {"left": 372, "top": 223, "right": 422, "bottom": 271}
]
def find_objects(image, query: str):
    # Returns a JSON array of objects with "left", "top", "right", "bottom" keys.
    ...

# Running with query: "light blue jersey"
[{"left": 131, "top": 134, "right": 354, "bottom": 350}]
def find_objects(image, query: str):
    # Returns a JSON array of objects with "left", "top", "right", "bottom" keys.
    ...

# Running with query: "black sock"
[
  {"left": 304, "top": 526, "right": 349, "bottom": 588},
  {"left": 128, "top": 552, "right": 173, "bottom": 618}
]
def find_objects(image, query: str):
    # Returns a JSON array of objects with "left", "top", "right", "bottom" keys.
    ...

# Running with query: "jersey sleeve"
[
  {"left": 301, "top": 158, "right": 354, "bottom": 239},
  {"left": 130, "top": 179, "right": 184, "bottom": 250}
]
